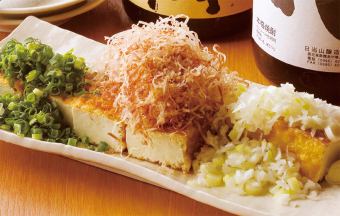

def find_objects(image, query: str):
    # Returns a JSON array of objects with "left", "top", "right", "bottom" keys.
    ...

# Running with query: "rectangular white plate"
[{"left": 1, "top": 16, "right": 340, "bottom": 216}]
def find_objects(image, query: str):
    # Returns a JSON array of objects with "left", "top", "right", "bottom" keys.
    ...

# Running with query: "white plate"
[
  {"left": 0, "top": 0, "right": 104, "bottom": 32},
  {"left": 0, "top": 0, "right": 85, "bottom": 16},
  {"left": 1, "top": 16, "right": 340, "bottom": 216}
]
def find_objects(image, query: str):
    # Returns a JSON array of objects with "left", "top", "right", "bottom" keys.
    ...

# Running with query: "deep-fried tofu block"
[
  {"left": 267, "top": 120, "right": 340, "bottom": 182},
  {"left": 126, "top": 126, "right": 202, "bottom": 172},
  {"left": 52, "top": 96, "right": 126, "bottom": 152}
]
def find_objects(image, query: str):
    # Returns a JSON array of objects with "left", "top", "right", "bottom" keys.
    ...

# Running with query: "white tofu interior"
[
  {"left": 72, "top": 107, "right": 126, "bottom": 152},
  {"left": 52, "top": 97, "right": 126, "bottom": 152},
  {"left": 126, "top": 126, "right": 202, "bottom": 172}
]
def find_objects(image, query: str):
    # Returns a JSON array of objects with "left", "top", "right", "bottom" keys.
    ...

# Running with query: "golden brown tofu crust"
[{"left": 267, "top": 120, "right": 330, "bottom": 182}]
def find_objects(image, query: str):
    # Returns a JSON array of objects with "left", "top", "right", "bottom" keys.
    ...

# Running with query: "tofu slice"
[
  {"left": 0, "top": 76, "right": 14, "bottom": 95},
  {"left": 1, "top": 74, "right": 201, "bottom": 170},
  {"left": 54, "top": 96, "right": 202, "bottom": 170},
  {"left": 267, "top": 120, "right": 340, "bottom": 182},
  {"left": 55, "top": 95, "right": 202, "bottom": 170},
  {"left": 51, "top": 96, "right": 126, "bottom": 152},
  {"left": 126, "top": 126, "right": 202, "bottom": 172}
]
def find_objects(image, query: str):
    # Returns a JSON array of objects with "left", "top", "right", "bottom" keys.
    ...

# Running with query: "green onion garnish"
[
  {"left": 0, "top": 38, "right": 88, "bottom": 97},
  {"left": 67, "top": 138, "right": 78, "bottom": 146},
  {"left": 0, "top": 38, "right": 109, "bottom": 152},
  {"left": 32, "top": 133, "right": 43, "bottom": 140},
  {"left": 96, "top": 141, "right": 109, "bottom": 152}
]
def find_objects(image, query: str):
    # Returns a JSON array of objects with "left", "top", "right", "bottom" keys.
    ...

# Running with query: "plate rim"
[
  {"left": 0, "top": 0, "right": 105, "bottom": 26},
  {"left": 0, "top": 0, "right": 85, "bottom": 15}
]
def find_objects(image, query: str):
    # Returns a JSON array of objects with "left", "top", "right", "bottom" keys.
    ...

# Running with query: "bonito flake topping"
[{"left": 102, "top": 15, "right": 238, "bottom": 132}]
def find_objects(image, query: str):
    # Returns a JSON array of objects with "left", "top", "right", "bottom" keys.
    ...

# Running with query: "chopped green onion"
[
  {"left": 33, "top": 88, "right": 44, "bottom": 97},
  {"left": 65, "top": 83, "right": 73, "bottom": 92},
  {"left": 74, "top": 57, "right": 85, "bottom": 70},
  {"left": 35, "top": 112, "right": 46, "bottom": 124},
  {"left": 25, "top": 70, "right": 39, "bottom": 82},
  {"left": 0, "top": 103, "right": 4, "bottom": 116},
  {"left": 0, "top": 124, "right": 11, "bottom": 131},
  {"left": 51, "top": 123, "right": 61, "bottom": 129},
  {"left": 7, "top": 102, "right": 17, "bottom": 111},
  {"left": 0, "top": 39, "right": 97, "bottom": 151},
  {"left": 81, "top": 136, "right": 90, "bottom": 144},
  {"left": 31, "top": 128, "right": 43, "bottom": 134},
  {"left": 26, "top": 92, "right": 37, "bottom": 103},
  {"left": 96, "top": 141, "right": 109, "bottom": 152},
  {"left": 49, "top": 129, "right": 60, "bottom": 138},
  {"left": 67, "top": 138, "right": 78, "bottom": 146},
  {"left": 0, "top": 38, "right": 88, "bottom": 97},
  {"left": 32, "top": 133, "right": 43, "bottom": 140},
  {"left": 13, "top": 123, "right": 22, "bottom": 135}
]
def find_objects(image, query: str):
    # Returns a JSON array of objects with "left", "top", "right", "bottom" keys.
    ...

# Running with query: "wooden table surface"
[{"left": 0, "top": 1, "right": 271, "bottom": 216}]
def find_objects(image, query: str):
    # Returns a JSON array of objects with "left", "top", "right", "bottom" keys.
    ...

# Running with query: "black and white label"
[{"left": 252, "top": 0, "right": 340, "bottom": 73}]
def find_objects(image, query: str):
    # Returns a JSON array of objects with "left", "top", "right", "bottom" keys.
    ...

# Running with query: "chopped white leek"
[
  {"left": 0, "top": 103, "right": 4, "bottom": 116},
  {"left": 190, "top": 138, "right": 320, "bottom": 203},
  {"left": 229, "top": 83, "right": 335, "bottom": 141}
]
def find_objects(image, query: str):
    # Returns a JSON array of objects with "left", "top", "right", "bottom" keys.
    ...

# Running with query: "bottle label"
[
  {"left": 128, "top": 0, "right": 252, "bottom": 18},
  {"left": 253, "top": 0, "right": 340, "bottom": 73}
]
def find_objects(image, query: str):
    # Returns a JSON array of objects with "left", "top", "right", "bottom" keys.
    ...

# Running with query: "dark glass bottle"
[
  {"left": 123, "top": 0, "right": 252, "bottom": 40},
  {"left": 252, "top": 0, "right": 340, "bottom": 105}
]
